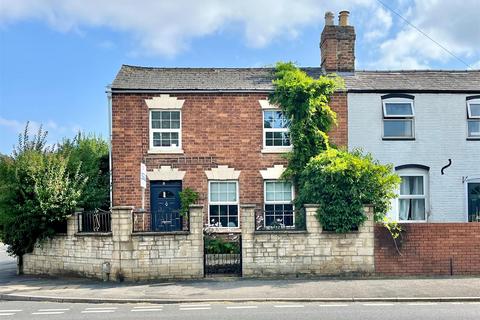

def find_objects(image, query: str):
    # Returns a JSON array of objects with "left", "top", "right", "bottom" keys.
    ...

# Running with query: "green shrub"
[
  {"left": 204, "top": 236, "right": 240, "bottom": 254},
  {"left": 296, "top": 149, "right": 400, "bottom": 233},
  {"left": 179, "top": 187, "right": 199, "bottom": 217}
]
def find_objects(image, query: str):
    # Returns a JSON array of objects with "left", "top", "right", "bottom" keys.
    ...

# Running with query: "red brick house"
[{"left": 108, "top": 12, "right": 352, "bottom": 232}]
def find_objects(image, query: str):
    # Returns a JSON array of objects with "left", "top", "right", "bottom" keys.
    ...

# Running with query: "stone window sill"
[
  {"left": 148, "top": 149, "right": 184, "bottom": 154},
  {"left": 261, "top": 147, "right": 293, "bottom": 154}
]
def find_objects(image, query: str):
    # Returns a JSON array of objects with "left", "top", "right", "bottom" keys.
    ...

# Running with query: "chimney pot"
[
  {"left": 325, "top": 11, "right": 334, "bottom": 26},
  {"left": 339, "top": 10, "right": 350, "bottom": 26}
]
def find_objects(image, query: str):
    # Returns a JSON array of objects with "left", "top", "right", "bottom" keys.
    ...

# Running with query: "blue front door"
[{"left": 150, "top": 181, "right": 182, "bottom": 231}]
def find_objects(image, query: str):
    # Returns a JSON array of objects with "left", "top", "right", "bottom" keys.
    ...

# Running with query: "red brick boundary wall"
[{"left": 375, "top": 224, "right": 480, "bottom": 276}]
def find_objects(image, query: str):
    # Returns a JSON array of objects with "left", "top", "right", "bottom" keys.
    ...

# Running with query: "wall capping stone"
[
  {"left": 132, "top": 231, "right": 190, "bottom": 236},
  {"left": 240, "top": 204, "right": 257, "bottom": 208},
  {"left": 145, "top": 94, "right": 185, "bottom": 109},
  {"left": 111, "top": 206, "right": 134, "bottom": 210},
  {"left": 74, "top": 232, "right": 112, "bottom": 237},
  {"left": 147, "top": 166, "right": 186, "bottom": 181},
  {"left": 205, "top": 165, "right": 240, "bottom": 180}
]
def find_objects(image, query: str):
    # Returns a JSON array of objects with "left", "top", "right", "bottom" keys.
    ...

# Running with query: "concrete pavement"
[
  {"left": 1, "top": 243, "right": 479, "bottom": 304},
  {"left": 1, "top": 276, "right": 480, "bottom": 304}
]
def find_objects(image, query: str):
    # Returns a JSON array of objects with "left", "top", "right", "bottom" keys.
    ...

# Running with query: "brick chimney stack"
[{"left": 320, "top": 10, "right": 356, "bottom": 73}]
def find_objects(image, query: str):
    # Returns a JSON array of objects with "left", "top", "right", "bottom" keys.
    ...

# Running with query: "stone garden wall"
[
  {"left": 22, "top": 205, "right": 204, "bottom": 281},
  {"left": 241, "top": 205, "right": 375, "bottom": 277},
  {"left": 23, "top": 203, "right": 376, "bottom": 281}
]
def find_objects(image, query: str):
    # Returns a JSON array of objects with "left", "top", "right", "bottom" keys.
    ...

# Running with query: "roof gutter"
[
  {"left": 347, "top": 89, "right": 480, "bottom": 94},
  {"left": 110, "top": 89, "right": 273, "bottom": 94},
  {"left": 109, "top": 88, "right": 480, "bottom": 95}
]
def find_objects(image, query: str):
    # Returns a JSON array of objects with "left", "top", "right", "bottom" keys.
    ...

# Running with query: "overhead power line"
[{"left": 376, "top": 0, "right": 472, "bottom": 69}]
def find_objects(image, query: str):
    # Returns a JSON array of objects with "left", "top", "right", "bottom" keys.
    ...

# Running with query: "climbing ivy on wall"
[
  {"left": 269, "top": 62, "right": 341, "bottom": 185},
  {"left": 270, "top": 62, "right": 400, "bottom": 232}
]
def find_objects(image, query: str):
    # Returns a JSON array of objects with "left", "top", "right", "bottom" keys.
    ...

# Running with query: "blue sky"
[{"left": 1, "top": 0, "right": 479, "bottom": 154}]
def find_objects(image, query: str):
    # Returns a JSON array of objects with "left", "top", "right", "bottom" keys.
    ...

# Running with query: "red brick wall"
[
  {"left": 375, "top": 224, "right": 480, "bottom": 276},
  {"left": 111, "top": 92, "right": 347, "bottom": 222}
]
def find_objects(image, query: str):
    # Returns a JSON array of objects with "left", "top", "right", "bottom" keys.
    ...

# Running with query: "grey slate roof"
[
  {"left": 112, "top": 65, "right": 480, "bottom": 93},
  {"left": 343, "top": 70, "right": 480, "bottom": 92}
]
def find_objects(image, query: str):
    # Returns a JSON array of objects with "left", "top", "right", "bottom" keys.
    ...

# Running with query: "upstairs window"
[
  {"left": 263, "top": 110, "right": 291, "bottom": 148},
  {"left": 382, "top": 98, "right": 415, "bottom": 139},
  {"left": 150, "top": 110, "right": 181, "bottom": 149},
  {"left": 467, "top": 98, "right": 480, "bottom": 139}
]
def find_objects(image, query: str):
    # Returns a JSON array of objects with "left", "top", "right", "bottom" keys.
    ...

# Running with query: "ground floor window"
[
  {"left": 398, "top": 174, "right": 427, "bottom": 221},
  {"left": 264, "top": 180, "right": 294, "bottom": 228},
  {"left": 468, "top": 182, "right": 480, "bottom": 222},
  {"left": 208, "top": 181, "right": 239, "bottom": 228}
]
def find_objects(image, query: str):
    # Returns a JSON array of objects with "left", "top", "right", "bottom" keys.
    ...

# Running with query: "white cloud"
[
  {"left": 0, "top": 0, "right": 374, "bottom": 57},
  {"left": 364, "top": 6, "right": 392, "bottom": 41},
  {"left": 375, "top": 0, "right": 480, "bottom": 69},
  {"left": 1, "top": 0, "right": 478, "bottom": 69}
]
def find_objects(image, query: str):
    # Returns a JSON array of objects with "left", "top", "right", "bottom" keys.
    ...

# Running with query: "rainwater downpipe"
[{"left": 106, "top": 85, "right": 113, "bottom": 207}]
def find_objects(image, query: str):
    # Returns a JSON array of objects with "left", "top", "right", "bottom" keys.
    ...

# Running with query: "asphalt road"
[{"left": 0, "top": 301, "right": 479, "bottom": 319}]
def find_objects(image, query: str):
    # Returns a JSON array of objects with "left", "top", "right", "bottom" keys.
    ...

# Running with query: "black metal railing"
[
  {"left": 255, "top": 208, "right": 306, "bottom": 231},
  {"left": 77, "top": 209, "right": 111, "bottom": 233},
  {"left": 132, "top": 209, "right": 189, "bottom": 233},
  {"left": 204, "top": 253, "right": 242, "bottom": 275}
]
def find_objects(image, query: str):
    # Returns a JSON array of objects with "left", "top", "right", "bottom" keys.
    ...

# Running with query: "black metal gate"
[{"left": 204, "top": 235, "right": 242, "bottom": 276}]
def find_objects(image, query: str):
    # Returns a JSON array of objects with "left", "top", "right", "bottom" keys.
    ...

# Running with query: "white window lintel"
[
  {"left": 260, "top": 165, "right": 286, "bottom": 180},
  {"left": 259, "top": 99, "right": 280, "bottom": 110},
  {"left": 145, "top": 94, "right": 185, "bottom": 109},
  {"left": 147, "top": 166, "right": 186, "bottom": 181},
  {"left": 205, "top": 165, "right": 241, "bottom": 180}
]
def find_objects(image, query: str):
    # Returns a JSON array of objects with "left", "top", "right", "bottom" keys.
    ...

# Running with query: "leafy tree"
[
  {"left": 58, "top": 133, "right": 110, "bottom": 210},
  {"left": 270, "top": 63, "right": 400, "bottom": 232}
]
